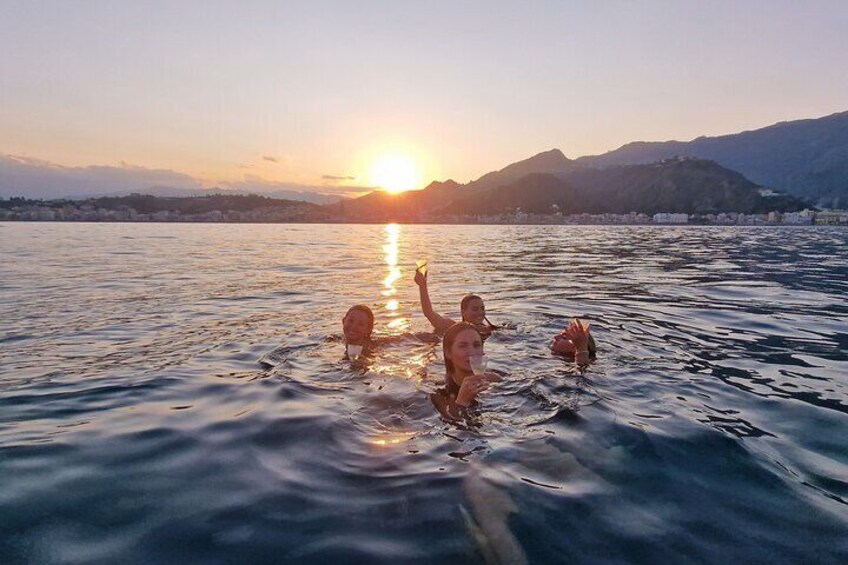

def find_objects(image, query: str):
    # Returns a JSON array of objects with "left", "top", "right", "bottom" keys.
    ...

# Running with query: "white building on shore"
[{"left": 653, "top": 213, "right": 689, "bottom": 224}]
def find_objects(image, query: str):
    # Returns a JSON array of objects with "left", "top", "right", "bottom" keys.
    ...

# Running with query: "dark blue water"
[{"left": 1, "top": 223, "right": 846, "bottom": 563}]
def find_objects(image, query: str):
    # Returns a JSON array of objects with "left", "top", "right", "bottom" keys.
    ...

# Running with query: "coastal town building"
[
  {"left": 2, "top": 199, "right": 847, "bottom": 226},
  {"left": 653, "top": 213, "right": 690, "bottom": 224}
]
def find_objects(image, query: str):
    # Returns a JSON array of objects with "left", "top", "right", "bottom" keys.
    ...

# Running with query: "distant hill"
[
  {"left": 337, "top": 179, "right": 464, "bottom": 219},
  {"left": 469, "top": 148, "right": 575, "bottom": 193},
  {"left": 446, "top": 158, "right": 804, "bottom": 216},
  {"left": 576, "top": 111, "right": 848, "bottom": 207},
  {"left": 79, "top": 193, "right": 324, "bottom": 214},
  {"left": 127, "top": 185, "right": 341, "bottom": 205}
]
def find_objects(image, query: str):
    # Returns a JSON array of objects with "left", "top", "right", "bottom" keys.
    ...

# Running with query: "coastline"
[{"left": 2, "top": 219, "right": 845, "bottom": 227}]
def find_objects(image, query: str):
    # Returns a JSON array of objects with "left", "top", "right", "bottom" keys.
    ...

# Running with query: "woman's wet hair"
[
  {"left": 442, "top": 321, "right": 483, "bottom": 379},
  {"left": 460, "top": 294, "right": 496, "bottom": 329},
  {"left": 344, "top": 304, "right": 374, "bottom": 337},
  {"left": 459, "top": 294, "right": 482, "bottom": 321}
]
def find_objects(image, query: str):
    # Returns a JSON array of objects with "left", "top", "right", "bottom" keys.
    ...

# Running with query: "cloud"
[
  {"left": 222, "top": 174, "right": 370, "bottom": 194},
  {"left": 0, "top": 154, "right": 202, "bottom": 199},
  {"left": 0, "top": 154, "right": 376, "bottom": 203},
  {"left": 333, "top": 184, "right": 374, "bottom": 194},
  {"left": 262, "top": 155, "right": 279, "bottom": 163},
  {"left": 322, "top": 174, "right": 358, "bottom": 181},
  {"left": 218, "top": 175, "right": 366, "bottom": 203}
]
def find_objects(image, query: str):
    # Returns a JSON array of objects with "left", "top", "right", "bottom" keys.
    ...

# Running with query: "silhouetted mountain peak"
[
  {"left": 470, "top": 148, "right": 573, "bottom": 192},
  {"left": 522, "top": 148, "right": 571, "bottom": 167},
  {"left": 424, "top": 179, "right": 462, "bottom": 191},
  {"left": 497, "top": 148, "right": 572, "bottom": 174}
]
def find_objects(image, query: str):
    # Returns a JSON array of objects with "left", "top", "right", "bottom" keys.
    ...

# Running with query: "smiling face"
[
  {"left": 445, "top": 327, "right": 484, "bottom": 383},
  {"left": 343, "top": 308, "right": 372, "bottom": 344},
  {"left": 461, "top": 296, "right": 486, "bottom": 325}
]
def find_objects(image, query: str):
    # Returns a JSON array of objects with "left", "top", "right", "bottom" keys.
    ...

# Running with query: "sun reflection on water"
[
  {"left": 367, "top": 431, "right": 416, "bottom": 447},
  {"left": 381, "top": 224, "right": 409, "bottom": 332}
]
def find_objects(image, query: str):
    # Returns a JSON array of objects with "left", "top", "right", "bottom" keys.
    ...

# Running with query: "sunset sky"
[{"left": 2, "top": 0, "right": 847, "bottom": 197}]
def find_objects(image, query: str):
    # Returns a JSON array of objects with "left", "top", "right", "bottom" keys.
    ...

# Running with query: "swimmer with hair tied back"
[{"left": 414, "top": 265, "right": 496, "bottom": 338}]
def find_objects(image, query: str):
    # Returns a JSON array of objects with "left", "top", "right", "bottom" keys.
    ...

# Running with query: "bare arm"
[
  {"left": 551, "top": 319, "right": 596, "bottom": 368},
  {"left": 567, "top": 319, "right": 594, "bottom": 368},
  {"left": 414, "top": 269, "right": 456, "bottom": 333},
  {"left": 430, "top": 391, "right": 466, "bottom": 421}
]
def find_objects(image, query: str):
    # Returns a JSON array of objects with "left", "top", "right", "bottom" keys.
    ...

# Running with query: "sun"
[{"left": 369, "top": 153, "right": 420, "bottom": 194}]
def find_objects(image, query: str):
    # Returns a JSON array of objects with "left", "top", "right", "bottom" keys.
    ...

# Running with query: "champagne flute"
[
  {"left": 469, "top": 354, "right": 487, "bottom": 376},
  {"left": 416, "top": 259, "right": 428, "bottom": 275},
  {"left": 347, "top": 344, "right": 363, "bottom": 361}
]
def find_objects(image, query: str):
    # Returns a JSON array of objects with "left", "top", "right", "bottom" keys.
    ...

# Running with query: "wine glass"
[
  {"left": 469, "top": 354, "right": 487, "bottom": 376},
  {"left": 416, "top": 259, "right": 428, "bottom": 275},
  {"left": 347, "top": 344, "right": 363, "bottom": 361}
]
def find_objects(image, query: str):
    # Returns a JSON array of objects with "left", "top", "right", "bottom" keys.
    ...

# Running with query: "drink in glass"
[
  {"left": 469, "top": 354, "right": 487, "bottom": 376},
  {"left": 347, "top": 344, "right": 363, "bottom": 361}
]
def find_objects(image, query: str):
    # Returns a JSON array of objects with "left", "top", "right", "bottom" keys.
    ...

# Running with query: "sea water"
[{"left": 1, "top": 222, "right": 846, "bottom": 563}]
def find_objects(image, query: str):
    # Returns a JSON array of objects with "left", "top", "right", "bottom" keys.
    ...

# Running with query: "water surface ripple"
[{"left": 1, "top": 223, "right": 846, "bottom": 563}]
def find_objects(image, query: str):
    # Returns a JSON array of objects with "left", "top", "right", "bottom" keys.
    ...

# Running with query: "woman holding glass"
[{"left": 430, "top": 322, "right": 502, "bottom": 420}]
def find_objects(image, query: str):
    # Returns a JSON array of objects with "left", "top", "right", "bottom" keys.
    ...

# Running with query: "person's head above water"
[
  {"left": 460, "top": 294, "right": 487, "bottom": 326},
  {"left": 442, "top": 322, "right": 484, "bottom": 384},
  {"left": 342, "top": 304, "right": 374, "bottom": 345}
]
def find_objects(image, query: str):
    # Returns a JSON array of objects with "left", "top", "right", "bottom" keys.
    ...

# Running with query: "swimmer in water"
[
  {"left": 414, "top": 266, "right": 496, "bottom": 337},
  {"left": 431, "top": 320, "right": 596, "bottom": 421},
  {"left": 342, "top": 304, "right": 374, "bottom": 358},
  {"left": 550, "top": 318, "right": 596, "bottom": 367},
  {"left": 430, "top": 322, "right": 502, "bottom": 420}
]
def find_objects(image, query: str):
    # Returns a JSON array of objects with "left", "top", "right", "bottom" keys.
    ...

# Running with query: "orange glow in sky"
[
  {"left": 369, "top": 153, "right": 420, "bottom": 194},
  {"left": 2, "top": 3, "right": 846, "bottom": 200}
]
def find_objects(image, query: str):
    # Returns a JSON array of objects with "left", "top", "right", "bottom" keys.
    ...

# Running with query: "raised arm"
[
  {"left": 414, "top": 268, "right": 456, "bottom": 333},
  {"left": 551, "top": 319, "right": 595, "bottom": 368},
  {"left": 566, "top": 319, "right": 593, "bottom": 367}
]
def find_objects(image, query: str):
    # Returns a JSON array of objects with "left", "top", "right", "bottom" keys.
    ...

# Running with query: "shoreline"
[{"left": 2, "top": 219, "right": 844, "bottom": 227}]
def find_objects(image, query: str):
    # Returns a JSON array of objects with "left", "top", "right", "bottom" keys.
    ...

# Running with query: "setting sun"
[{"left": 369, "top": 154, "right": 420, "bottom": 194}]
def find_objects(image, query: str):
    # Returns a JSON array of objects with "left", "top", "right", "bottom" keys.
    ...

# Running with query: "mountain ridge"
[
  {"left": 576, "top": 110, "right": 848, "bottom": 206},
  {"left": 445, "top": 158, "right": 804, "bottom": 216},
  {"left": 342, "top": 157, "right": 805, "bottom": 220}
]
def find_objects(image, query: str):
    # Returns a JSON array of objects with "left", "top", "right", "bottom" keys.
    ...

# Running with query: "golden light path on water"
[
  {"left": 381, "top": 223, "right": 408, "bottom": 332},
  {"left": 369, "top": 224, "right": 419, "bottom": 450},
  {"left": 367, "top": 431, "right": 417, "bottom": 447}
]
